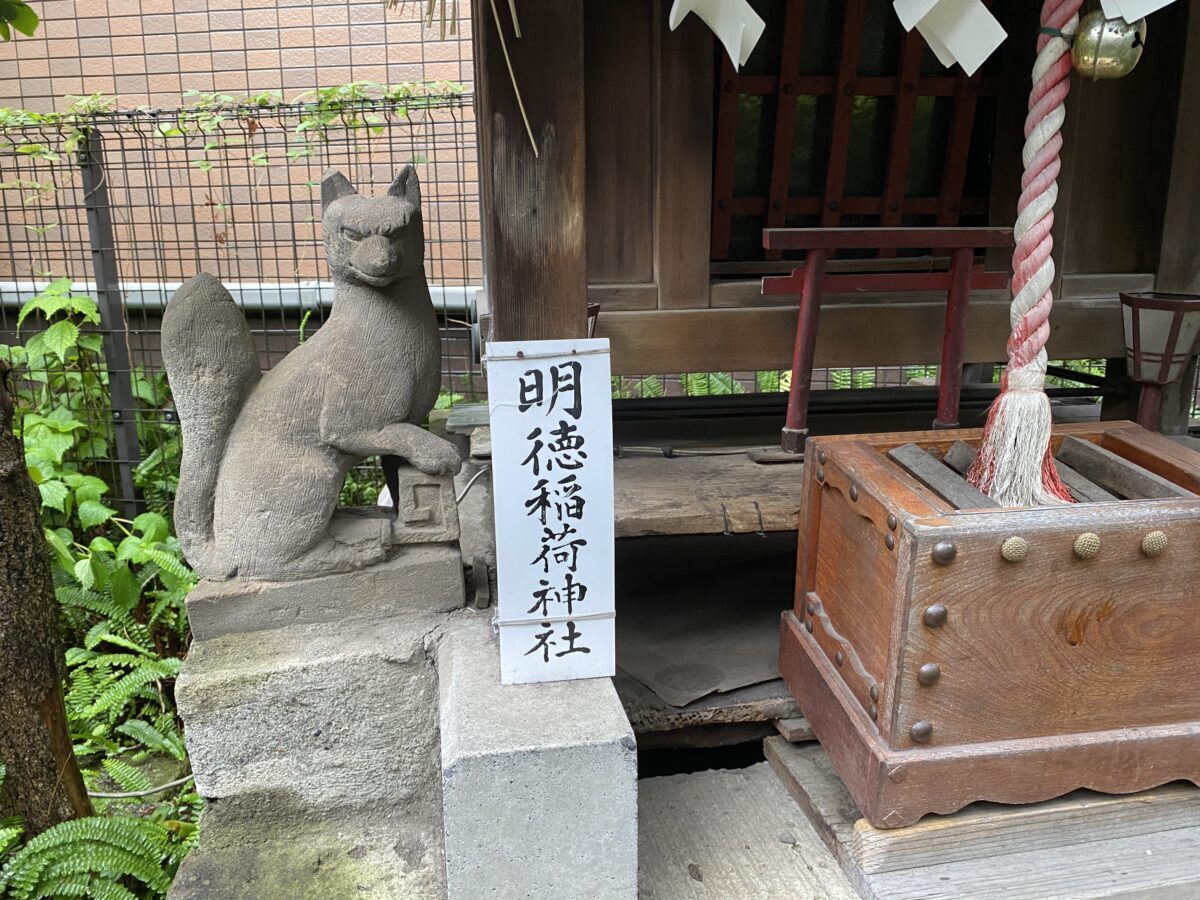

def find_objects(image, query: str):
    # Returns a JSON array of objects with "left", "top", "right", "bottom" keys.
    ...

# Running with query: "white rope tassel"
[{"left": 969, "top": 7, "right": 1079, "bottom": 508}]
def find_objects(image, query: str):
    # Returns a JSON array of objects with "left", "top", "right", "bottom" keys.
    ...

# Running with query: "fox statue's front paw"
[{"left": 411, "top": 439, "right": 463, "bottom": 477}]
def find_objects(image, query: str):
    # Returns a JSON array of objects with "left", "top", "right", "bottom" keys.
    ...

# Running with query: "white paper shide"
[
  {"left": 487, "top": 339, "right": 616, "bottom": 685},
  {"left": 893, "top": 0, "right": 1006, "bottom": 76}
]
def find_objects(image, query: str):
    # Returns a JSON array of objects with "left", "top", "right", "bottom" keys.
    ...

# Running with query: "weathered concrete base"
[
  {"left": 437, "top": 615, "right": 638, "bottom": 900},
  {"left": 172, "top": 544, "right": 464, "bottom": 899},
  {"left": 172, "top": 809, "right": 443, "bottom": 900},
  {"left": 185, "top": 543, "right": 464, "bottom": 640}
]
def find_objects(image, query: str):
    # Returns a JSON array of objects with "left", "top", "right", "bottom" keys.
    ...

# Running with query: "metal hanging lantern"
[{"left": 1072, "top": 11, "right": 1147, "bottom": 79}]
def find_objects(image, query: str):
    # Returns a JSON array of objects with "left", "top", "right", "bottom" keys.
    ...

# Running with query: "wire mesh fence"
[{"left": 0, "top": 89, "right": 481, "bottom": 510}]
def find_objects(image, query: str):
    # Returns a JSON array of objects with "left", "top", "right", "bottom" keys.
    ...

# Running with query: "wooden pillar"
[
  {"left": 473, "top": 0, "right": 587, "bottom": 341},
  {"left": 1158, "top": 2, "right": 1200, "bottom": 295},
  {"left": 1154, "top": 3, "right": 1200, "bottom": 432}
]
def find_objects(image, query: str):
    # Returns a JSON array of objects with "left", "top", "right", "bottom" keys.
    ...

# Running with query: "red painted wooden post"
[
  {"left": 782, "top": 248, "right": 827, "bottom": 452},
  {"left": 934, "top": 246, "right": 975, "bottom": 428}
]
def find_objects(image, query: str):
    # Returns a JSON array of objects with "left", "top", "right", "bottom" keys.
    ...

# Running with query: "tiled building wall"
[
  {"left": 0, "top": 0, "right": 474, "bottom": 111},
  {"left": 0, "top": 0, "right": 481, "bottom": 289}
]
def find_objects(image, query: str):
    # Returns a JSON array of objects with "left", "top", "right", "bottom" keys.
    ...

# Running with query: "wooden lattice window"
[{"left": 711, "top": 0, "right": 1003, "bottom": 262}]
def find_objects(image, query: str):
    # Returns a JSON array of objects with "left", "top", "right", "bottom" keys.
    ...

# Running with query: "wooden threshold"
[{"left": 766, "top": 737, "right": 1200, "bottom": 900}]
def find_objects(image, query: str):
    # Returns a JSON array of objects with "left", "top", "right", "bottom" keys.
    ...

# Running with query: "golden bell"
[{"left": 1072, "top": 11, "right": 1147, "bottom": 80}]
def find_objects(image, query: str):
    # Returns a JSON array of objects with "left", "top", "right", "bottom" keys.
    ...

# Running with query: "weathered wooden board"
[
  {"left": 1057, "top": 435, "right": 1194, "bottom": 499},
  {"left": 887, "top": 443, "right": 996, "bottom": 509},
  {"left": 1053, "top": 458, "right": 1119, "bottom": 502},
  {"left": 613, "top": 454, "right": 804, "bottom": 537},
  {"left": 765, "top": 738, "right": 1200, "bottom": 900},
  {"left": 941, "top": 439, "right": 976, "bottom": 475},
  {"left": 594, "top": 298, "right": 1126, "bottom": 376},
  {"left": 773, "top": 717, "right": 816, "bottom": 743},
  {"left": 616, "top": 672, "right": 798, "bottom": 734}
]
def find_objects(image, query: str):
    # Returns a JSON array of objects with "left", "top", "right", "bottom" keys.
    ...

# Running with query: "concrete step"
[
  {"left": 637, "top": 762, "right": 857, "bottom": 900},
  {"left": 438, "top": 614, "right": 638, "bottom": 900}
]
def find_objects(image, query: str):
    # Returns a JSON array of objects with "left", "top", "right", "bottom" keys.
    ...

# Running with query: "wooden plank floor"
[
  {"left": 638, "top": 762, "right": 857, "bottom": 900},
  {"left": 765, "top": 738, "right": 1200, "bottom": 899},
  {"left": 614, "top": 453, "right": 804, "bottom": 537}
]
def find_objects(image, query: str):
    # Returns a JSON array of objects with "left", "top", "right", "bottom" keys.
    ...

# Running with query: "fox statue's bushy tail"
[{"left": 160, "top": 273, "right": 260, "bottom": 578}]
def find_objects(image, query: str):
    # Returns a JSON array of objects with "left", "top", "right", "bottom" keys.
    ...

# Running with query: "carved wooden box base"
[{"left": 780, "top": 422, "right": 1200, "bottom": 828}]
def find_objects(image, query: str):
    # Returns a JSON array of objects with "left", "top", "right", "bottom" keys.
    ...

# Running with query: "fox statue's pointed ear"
[
  {"left": 321, "top": 170, "right": 357, "bottom": 210},
  {"left": 387, "top": 165, "right": 421, "bottom": 207}
]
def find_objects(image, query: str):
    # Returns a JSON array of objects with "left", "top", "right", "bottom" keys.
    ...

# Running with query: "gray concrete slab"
[
  {"left": 438, "top": 614, "right": 638, "bottom": 900},
  {"left": 638, "top": 763, "right": 856, "bottom": 900}
]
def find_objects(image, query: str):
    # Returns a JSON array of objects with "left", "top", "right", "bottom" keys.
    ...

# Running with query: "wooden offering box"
[{"left": 780, "top": 421, "right": 1200, "bottom": 829}]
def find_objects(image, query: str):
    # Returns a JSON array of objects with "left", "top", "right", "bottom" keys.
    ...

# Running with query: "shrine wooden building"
[{"left": 471, "top": 0, "right": 1200, "bottom": 410}]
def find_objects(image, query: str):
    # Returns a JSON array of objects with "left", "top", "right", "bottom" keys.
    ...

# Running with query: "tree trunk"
[{"left": 0, "top": 360, "right": 92, "bottom": 834}]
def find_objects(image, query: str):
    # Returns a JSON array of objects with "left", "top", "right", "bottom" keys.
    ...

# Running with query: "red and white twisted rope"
[{"left": 969, "top": 0, "right": 1081, "bottom": 506}]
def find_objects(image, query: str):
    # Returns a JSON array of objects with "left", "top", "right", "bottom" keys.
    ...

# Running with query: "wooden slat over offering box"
[{"left": 780, "top": 421, "right": 1200, "bottom": 829}]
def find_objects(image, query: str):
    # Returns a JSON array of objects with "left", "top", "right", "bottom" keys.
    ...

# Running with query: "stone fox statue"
[{"left": 162, "top": 167, "right": 461, "bottom": 582}]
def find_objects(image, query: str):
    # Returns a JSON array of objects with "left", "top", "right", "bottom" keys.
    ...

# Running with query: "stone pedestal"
[
  {"left": 172, "top": 497, "right": 464, "bottom": 899},
  {"left": 438, "top": 616, "right": 639, "bottom": 900}
]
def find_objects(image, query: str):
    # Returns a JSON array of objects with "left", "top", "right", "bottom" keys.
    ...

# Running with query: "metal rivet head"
[
  {"left": 868, "top": 703, "right": 878, "bottom": 721},
  {"left": 815, "top": 467, "right": 825, "bottom": 483},
  {"left": 1000, "top": 535, "right": 1028, "bottom": 563},
  {"left": 805, "top": 618, "right": 814, "bottom": 634},
  {"left": 850, "top": 484, "right": 859, "bottom": 502},
  {"left": 1073, "top": 532, "right": 1101, "bottom": 560},
  {"left": 910, "top": 721, "right": 933, "bottom": 743},
  {"left": 805, "top": 600, "right": 815, "bottom": 615},
  {"left": 885, "top": 534, "right": 895, "bottom": 551},
  {"left": 869, "top": 684, "right": 879, "bottom": 702},
  {"left": 917, "top": 662, "right": 941, "bottom": 685},
  {"left": 931, "top": 541, "right": 957, "bottom": 565},
  {"left": 923, "top": 603, "right": 948, "bottom": 628},
  {"left": 834, "top": 651, "right": 844, "bottom": 666},
  {"left": 817, "top": 449, "right": 827, "bottom": 465},
  {"left": 1141, "top": 530, "right": 1168, "bottom": 558},
  {"left": 887, "top": 513, "right": 898, "bottom": 531}
]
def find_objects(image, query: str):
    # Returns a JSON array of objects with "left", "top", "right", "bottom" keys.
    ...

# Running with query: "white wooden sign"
[{"left": 486, "top": 338, "right": 615, "bottom": 685}]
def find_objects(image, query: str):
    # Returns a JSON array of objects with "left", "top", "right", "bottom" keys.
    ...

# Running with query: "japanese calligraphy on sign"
[{"left": 486, "top": 339, "right": 615, "bottom": 685}]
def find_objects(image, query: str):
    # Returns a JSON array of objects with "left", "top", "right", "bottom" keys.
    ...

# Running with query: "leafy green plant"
[
  {"left": 0, "top": 0, "right": 38, "bottom": 43},
  {"left": 3, "top": 279, "right": 201, "bottom": 896},
  {"left": 680, "top": 372, "right": 745, "bottom": 396},
  {"left": 611, "top": 375, "right": 665, "bottom": 399}
]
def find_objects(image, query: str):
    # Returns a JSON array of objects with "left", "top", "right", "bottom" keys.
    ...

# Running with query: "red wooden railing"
[{"left": 761, "top": 226, "right": 1016, "bottom": 452}]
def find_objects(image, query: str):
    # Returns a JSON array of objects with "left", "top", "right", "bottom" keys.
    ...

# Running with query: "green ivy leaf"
[
  {"left": 40, "top": 318, "right": 79, "bottom": 363},
  {"left": 110, "top": 562, "right": 139, "bottom": 611},
  {"left": 132, "top": 512, "right": 168, "bottom": 544},
  {"left": 37, "top": 478, "right": 69, "bottom": 512},
  {"left": 73, "top": 475, "right": 110, "bottom": 505},
  {"left": 77, "top": 499, "right": 117, "bottom": 529},
  {"left": 4, "top": 0, "right": 38, "bottom": 37},
  {"left": 74, "top": 556, "right": 95, "bottom": 590},
  {"left": 88, "top": 535, "right": 116, "bottom": 555},
  {"left": 44, "top": 527, "right": 75, "bottom": 571}
]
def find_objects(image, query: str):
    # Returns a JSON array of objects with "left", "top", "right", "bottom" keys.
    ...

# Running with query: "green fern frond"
[
  {"left": 0, "top": 822, "right": 24, "bottom": 856},
  {"left": 140, "top": 548, "right": 193, "bottom": 583},
  {"left": 115, "top": 720, "right": 185, "bottom": 761},
  {"left": 0, "top": 817, "right": 173, "bottom": 899},
  {"left": 84, "top": 658, "right": 179, "bottom": 717},
  {"left": 57, "top": 587, "right": 134, "bottom": 625},
  {"left": 81, "top": 876, "right": 141, "bottom": 900},
  {"left": 101, "top": 758, "right": 153, "bottom": 793}
]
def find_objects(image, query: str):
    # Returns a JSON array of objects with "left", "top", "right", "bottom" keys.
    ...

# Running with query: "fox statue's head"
[{"left": 320, "top": 166, "right": 425, "bottom": 288}]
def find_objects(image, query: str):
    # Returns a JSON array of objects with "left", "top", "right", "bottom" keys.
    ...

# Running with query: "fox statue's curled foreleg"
[{"left": 161, "top": 166, "right": 461, "bottom": 582}]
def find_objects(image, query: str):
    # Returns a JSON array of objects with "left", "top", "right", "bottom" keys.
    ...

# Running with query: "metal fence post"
[{"left": 78, "top": 129, "right": 140, "bottom": 516}]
